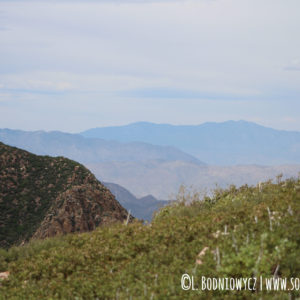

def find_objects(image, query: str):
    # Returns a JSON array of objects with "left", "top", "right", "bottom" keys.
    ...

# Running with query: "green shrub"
[{"left": 0, "top": 178, "right": 299, "bottom": 299}]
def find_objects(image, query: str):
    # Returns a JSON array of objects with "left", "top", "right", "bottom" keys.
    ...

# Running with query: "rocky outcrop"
[
  {"left": 0, "top": 142, "right": 130, "bottom": 248},
  {"left": 33, "top": 184, "right": 128, "bottom": 239}
]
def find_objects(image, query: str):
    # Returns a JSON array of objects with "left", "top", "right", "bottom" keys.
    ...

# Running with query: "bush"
[{"left": 0, "top": 178, "right": 299, "bottom": 299}]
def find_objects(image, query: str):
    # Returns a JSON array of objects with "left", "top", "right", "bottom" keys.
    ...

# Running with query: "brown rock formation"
[
  {"left": 0, "top": 142, "right": 131, "bottom": 248},
  {"left": 33, "top": 184, "right": 129, "bottom": 239}
]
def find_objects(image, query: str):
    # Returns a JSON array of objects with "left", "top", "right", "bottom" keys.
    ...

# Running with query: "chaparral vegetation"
[{"left": 0, "top": 175, "right": 299, "bottom": 299}]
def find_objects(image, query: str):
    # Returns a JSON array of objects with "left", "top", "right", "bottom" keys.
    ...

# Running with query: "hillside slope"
[
  {"left": 0, "top": 178, "right": 299, "bottom": 299},
  {"left": 81, "top": 121, "right": 300, "bottom": 165},
  {"left": 0, "top": 142, "right": 129, "bottom": 248},
  {"left": 103, "top": 182, "right": 169, "bottom": 221},
  {"left": 0, "top": 129, "right": 203, "bottom": 164}
]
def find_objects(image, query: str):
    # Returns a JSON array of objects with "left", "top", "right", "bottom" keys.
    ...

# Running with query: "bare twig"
[
  {"left": 273, "top": 264, "right": 280, "bottom": 278},
  {"left": 125, "top": 210, "right": 131, "bottom": 226},
  {"left": 267, "top": 207, "right": 273, "bottom": 231}
]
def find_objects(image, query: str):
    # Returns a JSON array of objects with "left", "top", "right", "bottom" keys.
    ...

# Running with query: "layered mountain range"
[
  {"left": 0, "top": 129, "right": 202, "bottom": 164},
  {"left": 82, "top": 121, "right": 300, "bottom": 165},
  {"left": 1, "top": 121, "right": 300, "bottom": 199}
]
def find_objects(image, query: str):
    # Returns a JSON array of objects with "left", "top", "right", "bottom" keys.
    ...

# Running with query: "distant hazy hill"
[
  {"left": 0, "top": 129, "right": 202, "bottom": 164},
  {"left": 1, "top": 125, "right": 299, "bottom": 201},
  {"left": 103, "top": 182, "right": 168, "bottom": 221},
  {"left": 0, "top": 142, "right": 129, "bottom": 248},
  {"left": 87, "top": 161, "right": 300, "bottom": 198},
  {"left": 81, "top": 121, "right": 300, "bottom": 165}
]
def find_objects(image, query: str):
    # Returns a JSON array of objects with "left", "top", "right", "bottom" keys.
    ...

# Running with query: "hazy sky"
[{"left": 0, "top": 0, "right": 300, "bottom": 132}]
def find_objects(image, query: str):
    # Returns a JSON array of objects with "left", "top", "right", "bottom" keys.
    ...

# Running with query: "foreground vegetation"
[{"left": 1, "top": 176, "right": 300, "bottom": 299}]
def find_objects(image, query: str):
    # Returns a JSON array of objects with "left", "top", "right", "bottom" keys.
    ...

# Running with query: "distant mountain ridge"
[
  {"left": 103, "top": 182, "right": 168, "bottom": 221},
  {"left": 1, "top": 123, "right": 299, "bottom": 201},
  {"left": 0, "top": 142, "right": 130, "bottom": 248},
  {"left": 81, "top": 121, "right": 300, "bottom": 165},
  {"left": 0, "top": 128, "right": 203, "bottom": 165}
]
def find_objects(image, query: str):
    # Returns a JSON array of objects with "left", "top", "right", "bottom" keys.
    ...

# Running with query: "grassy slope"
[{"left": 0, "top": 178, "right": 300, "bottom": 299}]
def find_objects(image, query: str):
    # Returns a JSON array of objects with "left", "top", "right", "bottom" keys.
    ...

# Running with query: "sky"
[{"left": 0, "top": 0, "right": 300, "bottom": 132}]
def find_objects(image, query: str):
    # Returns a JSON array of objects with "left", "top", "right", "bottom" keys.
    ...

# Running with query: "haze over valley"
[{"left": 1, "top": 120, "right": 299, "bottom": 202}]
